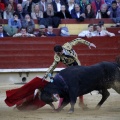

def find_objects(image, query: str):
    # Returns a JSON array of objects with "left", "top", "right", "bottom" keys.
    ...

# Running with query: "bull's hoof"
[
  {"left": 79, "top": 103, "right": 89, "bottom": 110},
  {"left": 51, "top": 109, "right": 59, "bottom": 113},
  {"left": 67, "top": 110, "right": 74, "bottom": 114},
  {"left": 13, "top": 106, "right": 17, "bottom": 110},
  {"left": 55, "top": 108, "right": 61, "bottom": 112},
  {"left": 95, "top": 106, "right": 100, "bottom": 110},
  {"left": 82, "top": 105, "right": 89, "bottom": 110}
]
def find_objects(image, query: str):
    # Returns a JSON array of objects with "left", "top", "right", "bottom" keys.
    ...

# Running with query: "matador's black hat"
[{"left": 54, "top": 45, "right": 63, "bottom": 52}]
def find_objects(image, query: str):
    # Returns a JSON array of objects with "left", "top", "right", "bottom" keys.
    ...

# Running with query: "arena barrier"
[{"left": 0, "top": 36, "right": 119, "bottom": 83}]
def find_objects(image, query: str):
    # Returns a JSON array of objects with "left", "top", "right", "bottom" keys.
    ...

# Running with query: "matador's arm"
[
  {"left": 43, "top": 54, "right": 60, "bottom": 79},
  {"left": 62, "top": 38, "right": 96, "bottom": 49}
]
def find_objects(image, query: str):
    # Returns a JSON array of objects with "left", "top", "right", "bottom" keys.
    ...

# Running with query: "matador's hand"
[
  {"left": 43, "top": 73, "right": 48, "bottom": 80},
  {"left": 88, "top": 43, "right": 96, "bottom": 49}
]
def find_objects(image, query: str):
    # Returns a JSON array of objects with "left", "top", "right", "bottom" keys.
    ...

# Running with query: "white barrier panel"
[{"left": 0, "top": 68, "right": 64, "bottom": 84}]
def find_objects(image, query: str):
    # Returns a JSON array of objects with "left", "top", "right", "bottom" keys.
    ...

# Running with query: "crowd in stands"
[
  {"left": 0, "top": 0, "right": 120, "bottom": 37},
  {"left": 78, "top": 22, "right": 115, "bottom": 37}
]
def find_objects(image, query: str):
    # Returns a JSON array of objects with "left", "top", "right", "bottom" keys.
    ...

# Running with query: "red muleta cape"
[{"left": 4, "top": 77, "right": 48, "bottom": 110}]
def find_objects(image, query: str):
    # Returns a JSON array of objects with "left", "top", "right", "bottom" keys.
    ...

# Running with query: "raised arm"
[
  {"left": 68, "top": 38, "right": 96, "bottom": 49},
  {"left": 105, "top": 30, "right": 115, "bottom": 37}
]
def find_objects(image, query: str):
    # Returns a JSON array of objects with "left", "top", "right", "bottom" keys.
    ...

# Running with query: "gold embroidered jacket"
[{"left": 44, "top": 38, "right": 91, "bottom": 77}]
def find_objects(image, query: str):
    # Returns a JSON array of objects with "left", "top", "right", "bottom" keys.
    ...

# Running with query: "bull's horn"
[{"left": 34, "top": 89, "right": 41, "bottom": 99}]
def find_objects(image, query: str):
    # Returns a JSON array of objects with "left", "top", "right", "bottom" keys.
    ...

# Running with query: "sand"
[{"left": 0, "top": 83, "right": 120, "bottom": 120}]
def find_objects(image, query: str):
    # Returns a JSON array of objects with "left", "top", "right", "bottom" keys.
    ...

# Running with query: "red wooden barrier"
[
  {"left": 0, "top": 18, "right": 114, "bottom": 25},
  {"left": 0, "top": 36, "right": 119, "bottom": 69},
  {"left": 106, "top": 27, "right": 120, "bottom": 35}
]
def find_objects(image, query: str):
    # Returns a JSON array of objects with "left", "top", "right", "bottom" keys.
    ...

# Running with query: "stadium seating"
[{"left": 0, "top": 18, "right": 115, "bottom": 35}]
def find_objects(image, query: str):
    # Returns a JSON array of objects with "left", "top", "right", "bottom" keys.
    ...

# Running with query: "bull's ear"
[{"left": 34, "top": 89, "right": 41, "bottom": 99}]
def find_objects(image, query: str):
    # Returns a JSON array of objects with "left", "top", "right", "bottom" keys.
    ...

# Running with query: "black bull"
[{"left": 40, "top": 61, "right": 120, "bottom": 113}]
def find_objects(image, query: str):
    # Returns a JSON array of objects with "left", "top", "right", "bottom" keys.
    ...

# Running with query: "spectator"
[
  {"left": 116, "top": 21, "right": 120, "bottom": 27},
  {"left": 16, "top": 0, "right": 22, "bottom": 4},
  {"left": 94, "top": 24, "right": 115, "bottom": 37},
  {"left": 68, "top": 0, "right": 75, "bottom": 14},
  {"left": 36, "top": 25, "right": 47, "bottom": 37},
  {"left": 13, "top": 27, "right": 35, "bottom": 37},
  {"left": 43, "top": 3, "right": 57, "bottom": 18},
  {"left": 8, "top": 12, "right": 21, "bottom": 29},
  {"left": 76, "top": 0, "right": 89, "bottom": 12},
  {"left": 112, "top": 19, "right": 120, "bottom": 27},
  {"left": 27, "top": 26, "right": 35, "bottom": 34},
  {"left": 0, "top": 0, "right": 5, "bottom": 19},
  {"left": 31, "top": 3, "right": 43, "bottom": 19},
  {"left": 107, "top": 1, "right": 120, "bottom": 19},
  {"left": 0, "top": 0, "right": 5, "bottom": 11},
  {"left": 78, "top": 24, "right": 96, "bottom": 37},
  {"left": 1, "top": 0, "right": 6, "bottom": 5},
  {"left": 47, "top": 26, "right": 56, "bottom": 36},
  {"left": 104, "top": 0, "right": 113, "bottom": 8},
  {"left": 22, "top": 0, "right": 33, "bottom": 14},
  {"left": 71, "top": 3, "right": 85, "bottom": 19},
  {"left": 98, "top": 20, "right": 106, "bottom": 30},
  {"left": 60, "top": 26, "right": 70, "bottom": 36},
  {"left": 3, "top": 3, "right": 14, "bottom": 19},
  {"left": 32, "top": 0, "right": 40, "bottom": 4},
  {"left": 4, "top": 0, "right": 22, "bottom": 4},
  {"left": 16, "top": 4, "right": 27, "bottom": 19},
  {"left": 100, "top": 3, "right": 109, "bottom": 18},
  {"left": 39, "top": 0, "right": 48, "bottom": 12},
  {"left": 116, "top": 0, "right": 120, "bottom": 7},
  {"left": 91, "top": 0, "right": 105, "bottom": 15},
  {"left": 21, "top": 14, "right": 35, "bottom": 30},
  {"left": 47, "top": 0, "right": 53, "bottom": 3},
  {"left": 0, "top": 13, "right": 2, "bottom": 19},
  {"left": 42, "top": 3, "right": 61, "bottom": 28},
  {"left": 8, "top": 0, "right": 17, "bottom": 11},
  {"left": 52, "top": 0, "right": 66, "bottom": 13},
  {"left": 56, "top": 5, "right": 72, "bottom": 19},
  {"left": 96, "top": 3, "right": 109, "bottom": 19},
  {"left": 0, "top": 25, "right": 9, "bottom": 37},
  {"left": 85, "top": 3, "right": 95, "bottom": 18}
]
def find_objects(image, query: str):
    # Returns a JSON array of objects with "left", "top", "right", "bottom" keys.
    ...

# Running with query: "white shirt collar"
[
  {"left": 56, "top": 2, "right": 61, "bottom": 12},
  {"left": 0, "top": 33, "right": 3, "bottom": 37}
]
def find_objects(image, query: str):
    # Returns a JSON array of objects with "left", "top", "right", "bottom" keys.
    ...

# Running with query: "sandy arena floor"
[{"left": 0, "top": 83, "right": 120, "bottom": 120}]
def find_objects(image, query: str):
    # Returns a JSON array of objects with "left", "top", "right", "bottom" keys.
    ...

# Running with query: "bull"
[{"left": 40, "top": 61, "right": 120, "bottom": 113}]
